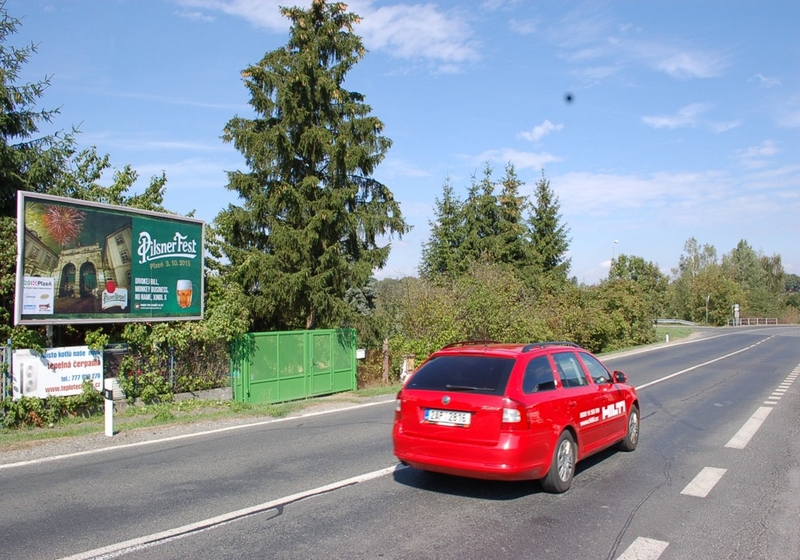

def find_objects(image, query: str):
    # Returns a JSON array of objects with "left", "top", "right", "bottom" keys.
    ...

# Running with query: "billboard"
[
  {"left": 11, "top": 345, "right": 103, "bottom": 399},
  {"left": 15, "top": 192, "right": 204, "bottom": 325}
]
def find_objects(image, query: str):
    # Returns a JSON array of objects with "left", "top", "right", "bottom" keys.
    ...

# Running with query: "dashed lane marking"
[
  {"left": 616, "top": 537, "right": 669, "bottom": 560},
  {"left": 681, "top": 467, "right": 727, "bottom": 498},
  {"left": 725, "top": 406, "right": 773, "bottom": 449}
]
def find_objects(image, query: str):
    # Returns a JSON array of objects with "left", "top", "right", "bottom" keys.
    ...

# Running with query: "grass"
[
  {"left": 654, "top": 325, "right": 696, "bottom": 341},
  {"left": 0, "top": 384, "right": 402, "bottom": 448}
]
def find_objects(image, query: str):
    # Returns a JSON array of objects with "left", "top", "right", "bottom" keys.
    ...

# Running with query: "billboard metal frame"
[{"left": 15, "top": 192, "right": 205, "bottom": 325}]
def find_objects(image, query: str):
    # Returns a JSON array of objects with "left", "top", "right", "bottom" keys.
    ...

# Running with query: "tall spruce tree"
[
  {"left": 495, "top": 163, "right": 532, "bottom": 268},
  {"left": 528, "top": 169, "right": 570, "bottom": 277},
  {"left": 216, "top": 0, "right": 408, "bottom": 331},
  {"left": 0, "top": 3, "right": 76, "bottom": 344},
  {"left": 420, "top": 176, "right": 465, "bottom": 279},
  {"left": 461, "top": 163, "right": 500, "bottom": 262}
]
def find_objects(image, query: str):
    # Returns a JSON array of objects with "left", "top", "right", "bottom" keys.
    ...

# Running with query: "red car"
[{"left": 392, "top": 341, "right": 639, "bottom": 493}]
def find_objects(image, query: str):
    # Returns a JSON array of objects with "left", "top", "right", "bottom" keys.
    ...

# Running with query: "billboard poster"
[
  {"left": 11, "top": 345, "right": 103, "bottom": 400},
  {"left": 15, "top": 192, "right": 204, "bottom": 325}
]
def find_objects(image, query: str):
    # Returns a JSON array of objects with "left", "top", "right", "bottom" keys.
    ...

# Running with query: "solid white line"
[
  {"left": 725, "top": 406, "right": 773, "bottom": 449},
  {"left": 58, "top": 464, "right": 405, "bottom": 560},
  {"left": 617, "top": 537, "right": 669, "bottom": 560},
  {"left": 681, "top": 467, "right": 727, "bottom": 497},
  {"left": 0, "top": 399, "right": 395, "bottom": 471}
]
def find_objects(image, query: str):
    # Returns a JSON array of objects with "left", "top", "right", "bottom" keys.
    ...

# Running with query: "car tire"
[
  {"left": 617, "top": 405, "right": 640, "bottom": 452},
  {"left": 541, "top": 430, "right": 576, "bottom": 493}
]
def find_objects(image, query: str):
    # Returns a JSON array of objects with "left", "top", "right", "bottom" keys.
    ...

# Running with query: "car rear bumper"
[{"left": 393, "top": 431, "right": 551, "bottom": 481}]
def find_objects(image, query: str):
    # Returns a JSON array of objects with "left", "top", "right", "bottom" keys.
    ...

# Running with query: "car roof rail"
[
  {"left": 522, "top": 341, "right": 580, "bottom": 352},
  {"left": 441, "top": 340, "right": 503, "bottom": 349}
]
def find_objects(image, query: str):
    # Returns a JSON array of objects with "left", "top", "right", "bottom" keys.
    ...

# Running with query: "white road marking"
[
  {"left": 725, "top": 406, "right": 773, "bottom": 449},
  {"left": 0, "top": 399, "right": 395, "bottom": 471},
  {"left": 681, "top": 467, "right": 727, "bottom": 497},
  {"left": 58, "top": 464, "right": 406, "bottom": 560},
  {"left": 617, "top": 537, "right": 669, "bottom": 559},
  {"left": 634, "top": 337, "right": 775, "bottom": 391}
]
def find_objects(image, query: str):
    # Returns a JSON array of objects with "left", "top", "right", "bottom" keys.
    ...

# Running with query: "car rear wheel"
[
  {"left": 618, "top": 405, "right": 640, "bottom": 451},
  {"left": 541, "top": 430, "right": 576, "bottom": 493}
]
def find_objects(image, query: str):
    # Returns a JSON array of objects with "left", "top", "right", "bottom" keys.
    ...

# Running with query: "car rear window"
[{"left": 406, "top": 355, "right": 515, "bottom": 395}]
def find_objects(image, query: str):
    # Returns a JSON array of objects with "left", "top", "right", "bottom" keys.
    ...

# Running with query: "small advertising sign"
[
  {"left": 11, "top": 345, "right": 103, "bottom": 400},
  {"left": 15, "top": 192, "right": 204, "bottom": 325}
]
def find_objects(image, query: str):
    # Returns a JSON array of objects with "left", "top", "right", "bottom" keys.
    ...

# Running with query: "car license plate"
[{"left": 424, "top": 408, "right": 471, "bottom": 426}]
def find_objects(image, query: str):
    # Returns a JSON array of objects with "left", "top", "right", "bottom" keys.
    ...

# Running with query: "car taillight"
[
  {"left": 502, "top": 408, "right": 521, "bottom": 423},
  {"left": 394, "top": 396, "right": 402, "bottom": 420},
  {"left": 501, "top": 399, "right": 528, "bottom": 431}
]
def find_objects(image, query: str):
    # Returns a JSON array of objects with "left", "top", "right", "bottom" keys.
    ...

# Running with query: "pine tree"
[
  {"left": 461, "top": 163, "right": 500, "bottom": 263},
  {"left": 528, "top": 169, "right": 570, "bottom": 277},
  {"left": 495, "top": 163, "right": 532, "bottom": 268},
  {"left": 420, "top": 176, "right": 465, "bottom": 279},
  {"left": 216, "top": 0, "right": 408, "bottom": 331},
  {"left": 0, "top": 4, "right": 76, "bottom": 343}
]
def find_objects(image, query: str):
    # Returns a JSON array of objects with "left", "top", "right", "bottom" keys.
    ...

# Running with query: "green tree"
[
  {"left": 0, "top": 3, "right": 76, "bottom": 345},
  {"left": 494, "top": 163, "right": 533, "bottom": 269},
  {"left": 720, "top": 240, "right": 784, "bottom": 317},
  {"left": 692, "top": 266, "right": 745, "bottom": 326},
  {"left": 49, "top": 147, "right": 168, "bottom": 212},
  {"left": 421, "top": 163, "right": 537, "bottom": 280},
  {"left": 786, "top": 273, "right": 800, "bottom": 294},
  {"left": 0, "top": 4, "right": 75, "bottom": 217},
  {"left": 609, "top": 253, "right": 669, "bottom": 319},
  {"left": 419, "top": 176, "right": 465, "bottom": 279},
  {"left": 528, "top": 169, "right": 570, "bottom": 279},
  {"left": 216, "top": 0, "right": 408, "bottom": 332},
  {"left": 668, "top": 237, "right": 718, "bottom": 321},
  {"left": 460, "top": 163, "right": 501, "bottom": 264}
]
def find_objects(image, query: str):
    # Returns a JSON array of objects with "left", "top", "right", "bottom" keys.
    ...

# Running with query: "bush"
[
  {"left": 117, "top": 358, "right": 173, "bottom": 404},
  {"left": 1, "top": 380, "right": 103, "bottom": 429}
]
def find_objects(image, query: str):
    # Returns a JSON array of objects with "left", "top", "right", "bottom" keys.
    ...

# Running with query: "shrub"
[{"left": 1, "top": 380, "right": 102, "bottom": 429}]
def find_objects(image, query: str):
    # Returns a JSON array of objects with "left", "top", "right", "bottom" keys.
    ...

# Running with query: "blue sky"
[{"left": 8, "top": 0, "right": 799, "bottom": 284}]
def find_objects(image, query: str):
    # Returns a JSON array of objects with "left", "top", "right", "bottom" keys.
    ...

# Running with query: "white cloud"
[
  {"left": 650, "top": 48, "right": 727, "bottom": 79},
  {"left": 735, "top": 140, "right": 780, "bottom": 169},
  {"left": 543, "top": 7, "right": 728, "bottom": 82},
  {"left": 642, "top": 103, "right": 710, "bottom": 129},
  {"left": 468, "top": 148, "right": 561, "bottom": 170},
  {"left": 175, "top": 0, "right": 288, "bottom": 30},
  {"left": 750, "top": 73, "right": 781, "bottom": 87},
  {"left": 175, "top": 0, "right": 481, "bottom": 69},
  {"left": 519, "top": 120, "right": 564, "bottom": 142},
  {"left": 508, "top": 17, "right": 540, "bottom": 35}
]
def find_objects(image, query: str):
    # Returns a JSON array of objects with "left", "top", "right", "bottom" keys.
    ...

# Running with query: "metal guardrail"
[
  {"left": 727, "top": 318, "right": 779, "bottom": 327},
  {"left": 653, "top": 319, "right": 698, "bottom": 326}
]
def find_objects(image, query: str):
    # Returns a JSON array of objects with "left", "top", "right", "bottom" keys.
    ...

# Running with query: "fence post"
[
  {"left": 1, "top": 339, "right": 10, "bottom": 401},
  {"left": 104, "top": 377, "right": 114, "bottom": 437}
]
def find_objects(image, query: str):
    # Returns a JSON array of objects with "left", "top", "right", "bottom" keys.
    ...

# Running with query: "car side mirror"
[{"left": 613, "top": 371, "right": 628, "bottom": 384}]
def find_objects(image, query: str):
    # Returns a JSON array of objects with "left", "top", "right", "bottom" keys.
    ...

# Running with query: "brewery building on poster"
[{"left": 22, "top": 225, "right": 132, "bottom": 314}]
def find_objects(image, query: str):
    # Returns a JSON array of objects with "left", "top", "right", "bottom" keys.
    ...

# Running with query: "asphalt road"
[{"left": 1, "top": 326, "right": 798, "bottom": 559}]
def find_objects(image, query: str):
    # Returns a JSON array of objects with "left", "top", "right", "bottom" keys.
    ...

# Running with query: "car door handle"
[{"left": 568, "top": 400, "right": 578, "bottom": 408}]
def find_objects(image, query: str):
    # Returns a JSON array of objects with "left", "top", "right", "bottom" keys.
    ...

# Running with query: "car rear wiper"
[{"left": 445, "top": 384, "right": 493, "bottom": 392}]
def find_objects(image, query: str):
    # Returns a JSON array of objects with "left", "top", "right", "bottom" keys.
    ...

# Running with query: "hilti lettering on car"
[{"left": 392, "top": 341, "right": 640, "bottom": 493}]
